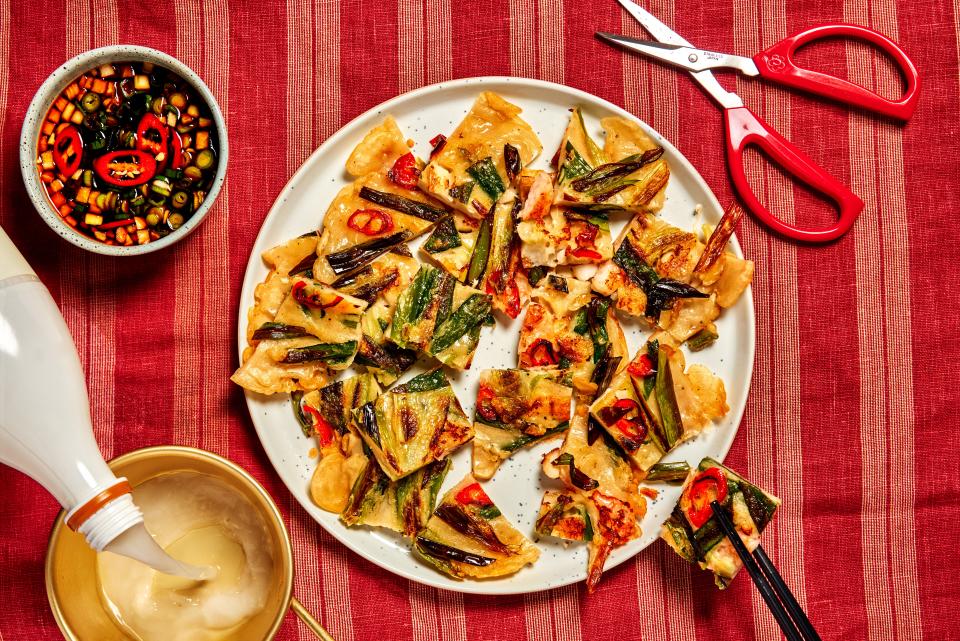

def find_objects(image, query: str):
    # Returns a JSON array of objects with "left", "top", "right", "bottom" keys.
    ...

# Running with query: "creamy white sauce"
[{"left": 97, "top": 472, "right": 275, "bottom": 641}]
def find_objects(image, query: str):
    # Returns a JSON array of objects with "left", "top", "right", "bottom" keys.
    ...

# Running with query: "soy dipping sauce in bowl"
[{"left": 21, "top": 46, "right": 228, "bottom": 255}]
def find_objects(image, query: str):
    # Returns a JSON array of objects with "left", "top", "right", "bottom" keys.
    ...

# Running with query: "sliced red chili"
[
  {"left": 347, "top": 209, "right": 394, "bottom": 236},
  {"left": 292, "top": 280, "right": 343, "bottom": 310},
  {"left": 93, "top": 150, "right": 157, "bottom": 187},
  {"left": 612, "top": 398, "right": 640, "bottom": 413},
  {"left": 525, "top": 339, "right": 559, "bottom": 367},
  {"left": 455, "top": 482, "right": 493, "bottom": 507},
  {"left": 685, "top": 467, "right": 729, "bottom": 529},
  {"left": 608, "top": 398, "right": 646, "bottom": 441},
  {"left": 169, "top": 130, "right": 185, "bottom": 169},
  {"left": 615, "top": 416, "right": 647, "bottom": 441},
  {"left": 136, "top": 112, "right": 169, "bottom": 157},
  {"left": 429, "top": 134, "right": 447, "bottom": 158},
  {"left": 53, "top": 125, "right": 83, "bottom": 177},
  {"left": 576, "top": 222, "right": 599, "bottom": 246},
  {"left": 569, "top": 247, "right": 603, "bottom": 261},
  {"left": 484, "top": 269, "right": 521, "bottom": 319},
  {"left": 303, "top": 405, "right": 335, "bottom": 447},
  {"left": 475, "top": 385, "right": 498, "bottom": 423},
  {"left": 98, "top": 218, "right": 135, "bottom": 230},
  {"left": 387, "top": 152, "right": 420, "bottom": 189},
  {"left": 627, "top": 354, "right": 654, "bottom": 378}
]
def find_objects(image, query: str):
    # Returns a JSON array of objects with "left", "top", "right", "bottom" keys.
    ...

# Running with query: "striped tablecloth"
[{"left": 0, "top": 1, "right": 954, "bottom": 639}]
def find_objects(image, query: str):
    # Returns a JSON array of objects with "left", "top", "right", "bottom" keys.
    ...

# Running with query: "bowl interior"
[
  {"left": 21, "top": 46, "right": 228, "bottom": 256},
  {"left": 46, "top": 447, "right": 292, "bottom": 641}
]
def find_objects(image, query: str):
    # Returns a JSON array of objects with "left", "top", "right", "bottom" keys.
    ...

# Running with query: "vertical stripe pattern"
[
  {"left": 731, "top": 0, "right": 809, "bottom": 639},
  {"left": 62, "top": 0, "right": 118, "bottom": 458},
  {"left": 285, "top": 1, "right": 356, "bottom": 639},
  {"left": 509, "top": 4, "right": 581, "bottom": 640},
  {"left": 844, "top": 2, "right": 923, "bottom": 640},
  {"left": 0, "top": 2, "right": 955, "bottom": 639}
]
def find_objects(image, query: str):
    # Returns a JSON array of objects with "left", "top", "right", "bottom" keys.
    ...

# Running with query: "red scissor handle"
[
  {"left": 724, "top": 106, "right": 863, "bottom": 243},
  {"left": 753, "top": 23, "right": 920, "bottom": 120}
]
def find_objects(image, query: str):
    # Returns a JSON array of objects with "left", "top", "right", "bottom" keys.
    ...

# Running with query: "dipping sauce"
[
  {"left": 36, "top": 61, "right": 219, "bottom": 246},
  {"left": 97, "top": 472, "right": 274, "bottom": 641}
]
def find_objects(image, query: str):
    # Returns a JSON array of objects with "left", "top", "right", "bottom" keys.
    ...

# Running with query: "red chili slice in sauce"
[
  {"left": 685, "top": 467, "right": 729, "bottom": 529},
  {"left": 92, "top": 150, "right": 158, "bottom": 187},
  {"left": 169, "top": 130, "right": 186, "bottom": 170},
  {"left": 53, "top": 125, "right": 83, "bottom": 177},
  {"left": 455, "top": 482, "right": 493, "bottom": 507},
  {"left": 347, "top": 209, "right": 394, "bottom": 236},
  {"left": 387, "top": 152, "right": 420, "bottom": 189},
  {"left": 292, "top": 281, "right": 343, "bottom": 310},
  {"left": 525, "top": 339, "right": 559, "bottom": 367},
  {"left": 136, "top": 112, "right": 169, "bottom": 157},
  {"left": 303, "top": 405, "right": 335, "bottom": 447},
  {"left": 627, "top": 354, "right": 654, "bottom": 378}
]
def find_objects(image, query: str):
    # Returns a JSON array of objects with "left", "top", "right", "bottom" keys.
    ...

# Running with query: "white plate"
[{"left": 238, "top": 77, "right": 755, "bottom": 595}]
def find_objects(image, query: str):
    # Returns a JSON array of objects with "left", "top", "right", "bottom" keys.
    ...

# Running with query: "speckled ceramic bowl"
[{"left": 19, "top": 45, "right": 228, "bottom": 256}]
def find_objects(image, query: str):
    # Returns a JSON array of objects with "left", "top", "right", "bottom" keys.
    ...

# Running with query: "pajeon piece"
[
  {"left": 414, "top": 475, "right": 540, "bottom": 579},
  {"left": 589, "top": 338, "right": 728, "bottom": 472},
  {"left": 592, "top": 203, "right": 753, "bottom": 344},
  {"left": 341, "top": 457, "right": 451, "bottom": 539},
  {"left": 472, "top": 369, "right": 573, "bottom": 480},
  {"left": 554, "top": 108, "right": 670, "bottom": 213},
  {"left": 421, "top": 213, "right": 480, "bottom": 282},
  {"left": 478, "top": 196, "right": 531, "bottom": 318},
  {"left": 314, "top": 117, "right": 448, "bottom": 283},
  {"left": 389, "top": 265, "right": 493, "bottom": 369},
  {"left": 352, "top": 369, "right": 474, "bottom": 481},
  {"left": 517, "top": 274, "right": 627, "bottom": 389},
  {"left": 419, "top": 91, "right": 542, "bottom": 219},
  {"left": 534, "top": 490, "right": 594, "bottom": 543},
  {"left": 540, "top": 398, "right": 646, "bottom": 592},
  {"left": 424, "top": 197, "right": 531, "bottom": 319},
  {"left": 243, "top": 233, "right": 319, "bottom": 358},
  {"left": 660, "top": 458, "right": 780, "bottom": 588},
  {"left": 231, "top": 277, "right": 368, "bottom": 394},
  {"left": 272, "top": 277, "right": 367, "bottom": 369},
  {"left": 331, "top": 248, "right": 420, "bottom": 385},
  {"left": 516, "top": 170, "right": 614, "bottom": 268},
  {"left": 295, "top": 374, "right": 381, "bottom": 513}
]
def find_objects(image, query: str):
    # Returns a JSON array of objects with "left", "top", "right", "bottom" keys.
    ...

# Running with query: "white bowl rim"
[{"left": 19, "top": 44, "right": 228, "bottom": 256}]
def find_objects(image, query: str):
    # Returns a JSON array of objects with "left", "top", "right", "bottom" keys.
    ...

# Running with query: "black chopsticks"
[{"left": 710, "top": 501, "right": 821, "bottom": 641}]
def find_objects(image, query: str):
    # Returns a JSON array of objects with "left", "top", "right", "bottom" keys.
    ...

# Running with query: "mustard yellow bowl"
[{"left": 45, "top": 446, "right": 294, "bottom": 641}]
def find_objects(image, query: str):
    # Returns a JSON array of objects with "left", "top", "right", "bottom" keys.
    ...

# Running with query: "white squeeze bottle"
[{"left": 0, "top": 226, "right": 208, "bottom": 579}]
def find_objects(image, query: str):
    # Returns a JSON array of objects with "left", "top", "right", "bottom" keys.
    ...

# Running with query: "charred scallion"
[
  {"left": 281, "top": 341, "right": 358, "bottom": 365},
  {"left": 358, "top": 186, "right": 446, "bottom": 222},
  {"left": 414, "top": 537, "right": 496, "bottom": 567},
  {"left": 646, "top": 461, "right": 691, "bottom": 483},
  {"left": 324, "top": 231, "right": 412, "bottom": 276},
  {"left": 554, "top": 452, "right": 599, "bottom": 491},
  {"left": 252, "top": 323, "right": 310, "bottom": 341}
]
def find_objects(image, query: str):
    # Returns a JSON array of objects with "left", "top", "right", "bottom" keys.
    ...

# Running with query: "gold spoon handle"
[{"left": 290, "top": 597, "right": 336, "bottom": 641}]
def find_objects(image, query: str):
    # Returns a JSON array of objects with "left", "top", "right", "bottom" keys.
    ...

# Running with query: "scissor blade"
[
  {"left": 615, "top": 0, "right": 692, "bottom": 47},
  {"left": 614, "top": 0, "right": 744, "bottom": 110},
  {"left": 595, "top": 33, "right": 760, "bottom": 76}
]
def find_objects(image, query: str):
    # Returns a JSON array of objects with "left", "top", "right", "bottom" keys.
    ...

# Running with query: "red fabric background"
[{"left": 1, "top": 0, "right": 957, "bottom": 639}]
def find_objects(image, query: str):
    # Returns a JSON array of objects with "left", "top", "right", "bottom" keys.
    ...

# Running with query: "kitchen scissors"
[{"left": 597, "top": 0, "right": 920, "bottom": 243}]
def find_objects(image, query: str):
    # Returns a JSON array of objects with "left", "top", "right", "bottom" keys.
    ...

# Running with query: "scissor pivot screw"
[{"left": 688, "top": 53, "right": 699, "bottom": 63}]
